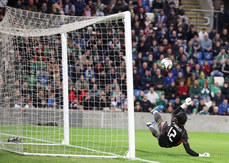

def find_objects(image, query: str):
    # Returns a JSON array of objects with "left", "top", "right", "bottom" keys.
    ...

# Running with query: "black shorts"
[{"left": 158, "top": 121, "right": 171, "bottom": 148}]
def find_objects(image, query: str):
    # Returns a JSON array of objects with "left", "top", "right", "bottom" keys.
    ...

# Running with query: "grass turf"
[{"left": 1, "top": 130, "right": 229, "bottom": 163}]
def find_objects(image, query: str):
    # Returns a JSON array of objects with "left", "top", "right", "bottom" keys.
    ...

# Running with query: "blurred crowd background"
[{"left": 0, "top": 0, "right": 229, "bottom": 116}]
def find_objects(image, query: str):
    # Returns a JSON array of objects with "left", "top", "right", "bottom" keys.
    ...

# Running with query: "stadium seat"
[
  {"left": 141, "top": 0, "right": 149, "bottom": 6},
  {"left": 214, "top": 77, "right": 225, "bottom": 87},
  {"left": 144, "top": 90, "right": 149, "bottom": 94},
  {"left": 204, "top": 52, "right": 213, "bottom": 60},
  {"left": 134, "top": 90, "right": 141, "bottom": 98},
  {"left": 144, "top": 6, "right": 151, "bottom": 12},
  {"left": 170, "top": 99, "right": 175, "bottom": 104},
  {"left": 196, "top": 52, "right": 203, "bottom": 60},
  {"left": 143, "top": 56, "right": 148, "bottom": 61},
  {"left": 198, "top": 60, "right": 205, "bottom": 66},
  {"left": 208, "top": 60, "right": 213, "bottom": 65}
]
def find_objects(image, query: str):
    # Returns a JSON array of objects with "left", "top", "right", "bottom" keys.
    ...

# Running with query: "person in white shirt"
[
  {"left": 147, "top": 86, "right": 159, "bottom": 106},
  {"left": 198, "top": 28, "right": 207, "bottom": 41}
]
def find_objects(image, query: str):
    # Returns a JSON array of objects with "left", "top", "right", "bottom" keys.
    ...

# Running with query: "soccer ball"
[{"left": 161, "top": 58, "right": 173, "bottom": 70}]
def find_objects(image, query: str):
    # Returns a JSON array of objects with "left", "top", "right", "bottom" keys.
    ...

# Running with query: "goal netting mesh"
[{"left": 0, "top": 7, "right": 134, "bottom": 158}]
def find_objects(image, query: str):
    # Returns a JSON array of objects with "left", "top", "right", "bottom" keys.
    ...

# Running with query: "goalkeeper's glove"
[
  {"left": 181, "top": 97, "right": 192, "bottom": 109},
  {"left": 199, "top": 153, "right": 210, "bottom": 157}
]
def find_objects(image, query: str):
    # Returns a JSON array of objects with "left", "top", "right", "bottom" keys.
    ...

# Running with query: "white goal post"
[{"left": 0, "top": 7, "right": 135, "bottom": 159}]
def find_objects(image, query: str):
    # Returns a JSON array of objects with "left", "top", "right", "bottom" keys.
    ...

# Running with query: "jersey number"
[{"left": 167, "top": 127, "right": 177, "bottom": 142}]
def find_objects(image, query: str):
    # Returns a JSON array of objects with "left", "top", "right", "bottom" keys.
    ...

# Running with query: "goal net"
[{"left": 0, "top": 7, "right": 135, "bottom": 159}]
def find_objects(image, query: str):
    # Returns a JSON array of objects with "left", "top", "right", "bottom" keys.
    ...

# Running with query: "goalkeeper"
[{"left": 147, "top": 97, "right": 210, "bottom": 157}]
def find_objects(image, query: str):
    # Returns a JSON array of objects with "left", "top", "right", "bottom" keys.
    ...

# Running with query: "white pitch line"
[{"left": 0, "top": 132, "right": 159, "bottom": 163}]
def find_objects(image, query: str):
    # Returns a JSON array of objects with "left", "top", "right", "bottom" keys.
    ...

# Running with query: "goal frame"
[{"left": 0, "top": 10, "right": 135, "bottom": 159}]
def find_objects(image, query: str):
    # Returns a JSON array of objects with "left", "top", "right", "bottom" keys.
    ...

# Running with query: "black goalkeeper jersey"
[
  {"left": 158, "top": 106, "right": 199, "bottom": 156},
  {"left": 166, "top": 121, "right": 187, "bottom": 147}
]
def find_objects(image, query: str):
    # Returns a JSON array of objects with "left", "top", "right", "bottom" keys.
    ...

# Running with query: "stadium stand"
[{"left": 0, "top": 0, "right": 229, "bottom": 116}]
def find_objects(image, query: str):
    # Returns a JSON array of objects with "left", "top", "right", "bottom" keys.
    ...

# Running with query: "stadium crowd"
[{"left": 1, "top": 0, "right": 229, "bottom": 116}]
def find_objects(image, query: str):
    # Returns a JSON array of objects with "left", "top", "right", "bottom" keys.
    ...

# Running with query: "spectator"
[
  {"left": 198, "top": 72, "right": 206, "bottom": 87},
  {"left": 185, "top": 41, "right": 195, "bottom": 58},
  {"left": 71, "top": 98, "right": 80, "bottom": 110},
  {"left": 133, "top": 68, "right": 141, "bottom": 89},
  {"left": 141, "top": 70, "right": 152, "bottom": 90},
  {"left": 197, "top": 99, "right": 205, "bottom": 112},
  {"left": 177, "top": 80, "right": 188, "bottom": 100},
  {"left": 189, "top": 79, "right": 201, "bottom": 100},
  {"left": 210, "top": 58, "right": 224, "bottom": 77},
  {"left": 191, "top": 34, "right": 201, "bottom": 52},
  {"left": 218, "top": 99, "right": 229, "bottom": 115},
  {"left": 156, "top": 10, "right": 167, "bottom": 26},
  {"left": 175, "top": 71, "right": 185, "bottom": 85},
  {"left": 26, "top": 0, "right": 38, "bottom": 12},
  {"left": 134, "top": 99, "right": 142, "bottom": 112},
  {"left": 47, "top": 93, "right": 56, "bottom": 108},
  {"left": 165, "top": 81, "right": 177, "bottom": 100},
  {"left": 74, "top": 0, "right": 85, "bottom": 16},
  {"left": 25, "top": 99, "right": 35, "bottom": 109},
  {"left": 192, "top": 64, "right": 202, "bottom": 78},
  {"left": 179, "top": 54, "right": 188, "bottom": 69},
  {"left": 198, "top": 28, "right": 208, "bottom": 41},
  {"left": 186, "top": 26, "right": 198, "bottom": 42},
  {"left": 84, "top": 4, "right": 91, "bottom": 16},
  {"left": 39, "top": 2, "right": 50, "bottom": 13},
  {"left": 152, "top": 0, "right": 164, "bottom": 12},
  {"left": 202, "top": 61, "right": 211, "bottom": 75},
  {"left": 211, "top": 82, "right": 221, "bottom": 98},
  {"left": 118, "top": 93, "right": 127, "bottom": 111},
  {"left": 211, "top": 106, "right": 219, "bottom": 115},
  {"left": 221, "top": 82, "right": 229, "bottom": 101},
  {"left": 14, "top": 0, "right": 25, "bottom": 9},
  {"left": 201, "top": 34, "right": 212, "bottom": 52},
  {"left": 212, "top": 41, "right": 221, "bottom": 57},
  {"left": 213, "top": 90, "right": 224, "bottom": 106},
  {"left": 140, "top": 94, "right": 153, "bottom": 112},
  {"left": 212, "top": 33, "right": 223, "bottom": 47},
  {"left": 156, "top": 94, "right": 168, "bottom": 108},
  {"left": 147, "top": 86, "right": 159, "bottom": 106},
  {"left": 167, "top": 10, "right": 177, "bottom": 26},
  {"left": 166, "top": 105, "right": 174, "bottom": 113},
  {"left": 199, "top": 105, "right": 210, "bottom": 115},
  {"left": 152, "top": 69, "right": 165, "bottom": 90},
  {"left": 222, "top": 59, "right": 229, "bottom": 78},
  {"left": 216, "top": 48, "right": 229, "bottom": 65},
  {"left": 165, "top": 71, "right": 175, "bottom": 86},
  {"left": 173, "top": 96, "right": 181, "bottom": 109},
  {"left": 221, "top": 28, "right": 229, "bottom": 46},
  {"left": 184, "top": 66, "right": 192, "bottom": 80},
  {"left": 172, "top": 64, "right": 184, "bottom": 78},
  {"left": 84, "top": 66, "right": 95, "bottom": 80},
  {"left": 113, "top": 0, "right": 127, "bottom": 13},
  {"left": 200, "top": 80, "right": 211, "bottom": 101}
]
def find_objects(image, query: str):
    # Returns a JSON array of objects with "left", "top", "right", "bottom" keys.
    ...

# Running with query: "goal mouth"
[{"left": 0, "top": 6, "right": 135, "bottom": 160}]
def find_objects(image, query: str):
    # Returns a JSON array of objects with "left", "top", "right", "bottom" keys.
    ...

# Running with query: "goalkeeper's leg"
[
  {"left": 153, "top": 111, "right": 168, "bottom": 135},
  {"left": 146, "top": 122, "right": 159, "bottom": 138}
]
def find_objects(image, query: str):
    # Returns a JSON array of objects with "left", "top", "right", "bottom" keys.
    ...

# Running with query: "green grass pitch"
[{"left": 1, "top": 129, "right": 229, "bottom": 163}]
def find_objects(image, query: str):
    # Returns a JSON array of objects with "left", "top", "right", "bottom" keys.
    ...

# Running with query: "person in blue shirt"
[
  {"left": 165, "top": 71, "right": 175, "bottom": 86},
  {"left": 172, "top": 64, "right": 184, "bottom": 78},
  {"left": 219, "top": 99, "right": 229, "bottom": 115},
  {"left": 47, "top": 94, "right": 56, "bottom": 108},
  {"left": 201, "top": 34, "right": 212, "bottom": 52}
]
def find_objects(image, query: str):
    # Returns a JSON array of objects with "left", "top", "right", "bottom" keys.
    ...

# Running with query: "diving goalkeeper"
[{"left": 147, "top": 97, "right": 210, "bottom": 157}]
